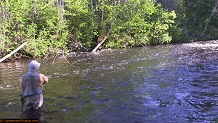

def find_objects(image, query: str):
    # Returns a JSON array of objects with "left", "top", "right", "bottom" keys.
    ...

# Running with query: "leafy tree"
[
  {"left": 181, "top": 0, "right": 218, "bottom": 40},
  {"left": 0, "top": 0, "right": 68, "bottom": 57},
  {"left": 0, "top": 0, "right": 32, "bottom": 57},
  {"left": 25, "top": 0, "right": 68, "bottom": 57},
  {"left": 0, "top": 0, "right": 178, "bottom": 58},
  {"left": 105, "top": 0, "right": 176, "bottom": 48},
  {"left": 64, "top": 0, "right": 97, "bottom": 51}
]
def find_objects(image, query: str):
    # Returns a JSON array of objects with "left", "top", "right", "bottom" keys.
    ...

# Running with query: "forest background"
[{"left": 0, "top": 0, "right": 218, "bottom": 58}]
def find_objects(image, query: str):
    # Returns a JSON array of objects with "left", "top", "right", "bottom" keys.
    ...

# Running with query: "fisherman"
[{"left": 20, "top": 60, "right": 48, "bottom": 112}]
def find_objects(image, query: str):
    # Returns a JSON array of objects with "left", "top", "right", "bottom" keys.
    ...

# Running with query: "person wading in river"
[{"left": 20, "top": 60, "right": 48, "bottom": 112}]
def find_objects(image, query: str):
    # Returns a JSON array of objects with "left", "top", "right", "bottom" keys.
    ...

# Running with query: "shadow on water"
[{"left": 0, "top": 40, "right": 218, "bottom": 122}]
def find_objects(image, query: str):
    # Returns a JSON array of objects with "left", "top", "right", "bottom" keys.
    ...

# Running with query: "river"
[{"left": 0, "top": 40, "right": 218, "bottom": 123}]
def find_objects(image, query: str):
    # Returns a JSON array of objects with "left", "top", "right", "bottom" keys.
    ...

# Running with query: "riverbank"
[{"left": 0, "top": 40, "right": 218, "bottom": 63}]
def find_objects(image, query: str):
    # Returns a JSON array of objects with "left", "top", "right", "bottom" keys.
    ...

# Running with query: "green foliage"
[
  {"left": 28, "top": 1, "right": 68, "bottom": 57},
  {"left": 0, "top": 0, "right": 31, "bottom": 56},
  {"left": 0, "top": 0, "right": 179, "bottom": 58},
  {"left": 1, "top": 0, "right": 218, "bottom": 58},
  {"left": 65, "top": 0, "right": 97, "bottom": 50},
  {"left": 0, "top": 0, "right": 68, "bottom": 57},
  {"left": 180, "top": 0, "right": 218, "bottom": 40},
  {"left": 104, "top": 0, "right": 176, "bottom": 48}
]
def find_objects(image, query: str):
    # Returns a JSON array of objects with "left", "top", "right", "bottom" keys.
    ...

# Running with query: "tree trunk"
[
  {"left": 56, "top": 0, "right": 65, "bottom": 23},
  {"left": 0, "top": 42, "right": 28, "bottom": 63},
  {"left": 102, "top": 0, "right": 104, "bottom": 21},
  {"left": 90, "top": 0, "right": 94, "bottom": 13},
  {"left": 0, "top": 2, "right": 8, "bottom": 22},
  {"left": 91, "top": 35, "right": 108, "bottom": 53},
  {"left": 33, "top": 0, "right": 37, "bottom": 17},
  {"left": 90, "top": 0, "right": 95, "bottom": 24},
  {"left": 114, "top": 0, "right": 116, "bottom": 5}
]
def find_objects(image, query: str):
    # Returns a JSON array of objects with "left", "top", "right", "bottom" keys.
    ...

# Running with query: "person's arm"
[{"left": 40, "top": 74, "right": 48, "bottom": 84}]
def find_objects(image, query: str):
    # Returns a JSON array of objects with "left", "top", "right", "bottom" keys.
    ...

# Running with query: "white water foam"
[{"left": 182, "top": 40, "right": 218, "bottom": 48}]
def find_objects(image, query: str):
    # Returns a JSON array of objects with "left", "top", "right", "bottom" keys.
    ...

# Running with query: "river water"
[{"left": 0, "top": 40, "right": 218, "bottom": 123}]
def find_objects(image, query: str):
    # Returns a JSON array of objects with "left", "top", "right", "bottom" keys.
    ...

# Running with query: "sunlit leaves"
[
  {"left": 0, "top": 0, "right": 68, "bottom": 57},
  {"left": 0, "top": 0, "right": 178, "bottom": 57},
  {"left": 106, "top": 0, "right": 176, "bottom": 48}
]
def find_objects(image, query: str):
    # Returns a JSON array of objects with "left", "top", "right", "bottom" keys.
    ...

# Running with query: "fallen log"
[
  {"left": 0, "top": 42, "right": 28, "bottom": 63},
  {"left": 91, "top": 35, "right": 108, "bottom": 53}
]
